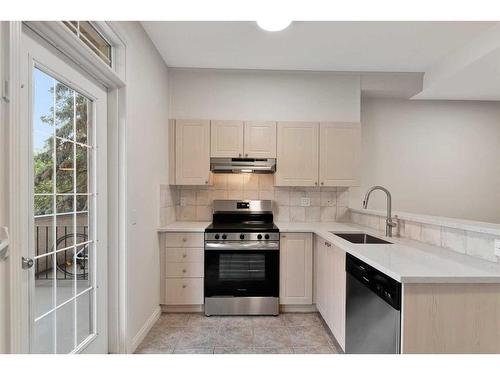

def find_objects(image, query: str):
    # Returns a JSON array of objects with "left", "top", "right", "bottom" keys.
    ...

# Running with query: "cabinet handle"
[
  {"left": 321, "top": 182, "right": 324, "bottom": 186},
  {"left": 245, "top": 153, "right": 248, "bottom": 157},
  {"left": 182, "top": 238, "right": 187, "bottom": 242},
  {"left": 205, "top": 180, "right": 208, "bottom": 184},
  {"left": 182, "top": 253, "right": 187, "bottom": 258},
  {"left": 182, "top": 284, "right": 187, "bottom": 289},
  {"left": 314, "top": 181, "right": 318, "bottom": 186},
  {"left": 325, "top": 242, "right": 331, "bottom": 247},
  {"left": 182, "top": 269, "right": 187, "bottom": 273},
  {"left": 239, "top": 153, "right": 242, "bottom": 157}
]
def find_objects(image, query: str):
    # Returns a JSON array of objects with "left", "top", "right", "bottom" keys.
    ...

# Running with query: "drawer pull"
[
  {"left": 182, "top": 269, "right": 187, "bottom": 273},
  {"left": 182, "top": 284, "right": 187, "bottom": 289},
  {"left": 182, "top": 238, "right": 187, "bottom": 242},
  {"left": 182, "top": 254, "right": 187, "bottom": 258}
]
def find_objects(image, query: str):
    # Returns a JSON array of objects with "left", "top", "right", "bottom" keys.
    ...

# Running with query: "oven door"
[{"left": 204, "top": 241, "right": 279, "bottom": 298}]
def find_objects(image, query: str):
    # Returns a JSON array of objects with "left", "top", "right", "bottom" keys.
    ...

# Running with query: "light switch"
[
  {"left": 495, "top": 239, "right": 500, "bottom": 257},
  {"left": 300, "top": 197, "right": 311, "bottom": 207}
]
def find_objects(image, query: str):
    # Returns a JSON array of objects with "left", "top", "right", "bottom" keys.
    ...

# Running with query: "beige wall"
[
  {"left": 0, "top": 21, "right": 10, "bottom": 354},
  {"left": 350, "top": 98, "right": 500, "bottom": 223},
  {"left": 116, "top": 22, "right": 170, "bottom": 351}
]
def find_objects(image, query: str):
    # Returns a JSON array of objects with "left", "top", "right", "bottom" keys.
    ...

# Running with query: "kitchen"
[
  {"left": 1, "top": 4, "right": 500, "bottom": 368},
  {"left": 144, "top": 22, "right": 500, "bottom": 355}
]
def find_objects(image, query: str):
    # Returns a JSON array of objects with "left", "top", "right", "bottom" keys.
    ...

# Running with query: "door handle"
[{"left": 22, "top": 256, "right": 34, "bottom": 270}]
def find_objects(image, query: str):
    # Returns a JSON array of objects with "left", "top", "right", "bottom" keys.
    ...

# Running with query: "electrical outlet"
[
  {"left": 180, "top": 197, "right": 187, "bottom": 207},
  {"left": 495, "top": 239, "right": 500, "bottom": 257},
  {"left": 300, "top": 197, "right": 311, "bottom": 207}
]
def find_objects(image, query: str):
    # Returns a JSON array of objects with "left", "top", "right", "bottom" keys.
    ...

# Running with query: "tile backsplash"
[
  {"left": 159, "top": 173, "right": 350, "bottom": 225},
  {"left": 350, "top": 211, "right": 500, "bottom": 264}
]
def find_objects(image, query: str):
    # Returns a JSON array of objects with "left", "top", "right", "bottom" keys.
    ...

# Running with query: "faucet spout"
[{"left": 362, "top": 185, "right": 396, "bottom": 237}]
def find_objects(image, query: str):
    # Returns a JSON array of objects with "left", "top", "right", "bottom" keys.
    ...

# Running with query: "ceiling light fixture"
[{"left": 256, "top": 19, "right": 292, "bottom": 32}]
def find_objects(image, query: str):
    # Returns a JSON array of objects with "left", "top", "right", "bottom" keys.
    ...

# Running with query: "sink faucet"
[{"left": 362, "top": 186, "right": 397, "bottom": 237}]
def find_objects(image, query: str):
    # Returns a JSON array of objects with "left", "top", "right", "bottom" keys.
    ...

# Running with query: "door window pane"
[
  {"left": 33, "top": 312, "right": 55, "bottom": 354},
  {"left": 55, "top": 83, "right": 75, "bottom": 140},
  {"left": 76, "top": 144, "right": 88, "bottom": 193},
  {"left": 34, "top": 253, "right": 55, "bottom": 319},
  {"left": 76, "top": 93, "right": 89, "bottom": 145},
  {"left": 56, "top": 301, "right": 75, "bottom": 354},
  {"left": 76, "top": 290, "right": 93, "bottom": 346},
  {"left": 34, "top": 131, "right": 54, "bottom": 194},
  {"left": 56, "top": 138, "right": 74, "bottom": 194},
  {"left": 32, "top": 67, "right": 96, "bottom": 353}
]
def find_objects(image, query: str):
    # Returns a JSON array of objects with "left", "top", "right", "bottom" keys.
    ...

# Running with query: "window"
[
  {"left": 33, "top": 67, "right": 95, "bottom": 353},
  {"left": 63, "top": 21, "right": 112, "bottom": 67}
]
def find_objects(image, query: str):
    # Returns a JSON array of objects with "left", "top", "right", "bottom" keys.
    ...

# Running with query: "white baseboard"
[
  {"left": 161, "top": 304, "right": 203, "bottom": 313},
  {"left": 129, "top": 305, "right": 161, "bottom": 354},
  {"left": 159, "top": 304, "right": 317, "bottom": 313},
  {"left": 280, "top": 304, "right": 318, "bottom": 313}
]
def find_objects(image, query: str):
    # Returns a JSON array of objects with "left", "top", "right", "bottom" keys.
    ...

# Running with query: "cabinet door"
[
  {"left": 175, "top": 120, "right": 211, "bottom": 185},
  {"left": 244, "top": 121, "right": 277, "bottom": 158},
  {"left": 316, "top": 238, "right": 347, "bottom": 351},
  {"left": 315, "top": 238, "right": 327, "bottom": 315},
  {"left": 276, "top": 122, "right": 319, "bottom": 186},
  {"left": 319, "top": 122, "right": 361, "bottom": 187},
  {"left": 210, "top": 120, "right": 244, "bottom": 157},
  {"left": 330, "top": 245, "right": 346, "bottom": 350},
  {"left": 280, "top": 233, "right": 313, "bottom": 305}
]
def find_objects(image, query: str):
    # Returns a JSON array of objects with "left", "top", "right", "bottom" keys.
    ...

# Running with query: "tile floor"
[{"left": 135, "top": 312, "right": 342, "bottom": 354}]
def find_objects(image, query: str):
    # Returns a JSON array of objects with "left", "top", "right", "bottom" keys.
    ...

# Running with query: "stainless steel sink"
[{"left": 331, "top": 232, "right": 393, "bottom": 244}]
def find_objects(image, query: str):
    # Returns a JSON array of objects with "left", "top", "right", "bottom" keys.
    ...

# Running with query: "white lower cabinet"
[
  {"left": 280, "top": 233, "right": 313, "bottom": 305},
  {"left": 165, "top": 278, "right": 204, "bottom": 305},
  {"left": 314, "top": 235, "right": 346, "bottom": 350},
  {"left": 162, "top": 232, "right": 204, "bottom": 306}
]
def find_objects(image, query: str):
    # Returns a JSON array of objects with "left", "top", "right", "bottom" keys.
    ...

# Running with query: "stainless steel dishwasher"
[{"left": 345, "top": 253, "right": 401, "bottom": 354}]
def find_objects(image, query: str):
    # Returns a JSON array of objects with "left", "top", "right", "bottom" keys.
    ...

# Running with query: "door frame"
[{"left": 7, "top": 21, "right": 129, "bottom": 354}]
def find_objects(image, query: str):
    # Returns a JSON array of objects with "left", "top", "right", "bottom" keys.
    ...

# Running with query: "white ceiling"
[{"left": 142, "top": 21, "right": 496, "bottom": 72}]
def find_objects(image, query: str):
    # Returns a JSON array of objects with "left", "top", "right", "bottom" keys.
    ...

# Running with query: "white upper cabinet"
[
  {"left": 210, "top": 120, "right": 244, "bottom": 157},
  {"left": 243, "top": 121, "right": 277, "bottom": 158},
  {"left": 319, "top": 122, "right": 361, "bottom": 187},
  {"left": 275, "top": 122, "right": 319, "bottom": 186},
  {"left": 280, "top": 233, "right": 313, "bottom": 305},
  {"left": 175, "top": 119, "right": 211, "bottom": 185}
]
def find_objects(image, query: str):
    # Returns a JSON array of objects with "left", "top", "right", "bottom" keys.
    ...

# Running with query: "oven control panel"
[{"left": 205, "top": 232, "right": 280, "bottom": 241}]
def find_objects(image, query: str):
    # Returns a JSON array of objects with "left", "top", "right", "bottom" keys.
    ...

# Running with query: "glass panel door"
[{"left": 32, "top": 67, "right": 96, "bottom": 353}]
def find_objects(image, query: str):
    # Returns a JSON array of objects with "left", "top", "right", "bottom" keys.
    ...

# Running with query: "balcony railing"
[{"left": 35, "top": 225, "right": 89, "bottom": 281}]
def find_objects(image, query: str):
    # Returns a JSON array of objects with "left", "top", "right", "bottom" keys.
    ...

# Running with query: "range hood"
[{"left": 210, "top": 157, "right": 276, "bottom": 174}]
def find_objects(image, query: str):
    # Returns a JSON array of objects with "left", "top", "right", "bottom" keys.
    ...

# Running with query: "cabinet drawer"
[
  {"left": 165, "top": 232, "right": 204, "bottom": 248},
  {"left": 166, "top": 248, "right": 204, "bottom": 263},
  {"left": 165, "top": 278, "right": 204, "bottom": 305},
  {"left": 166, "top": 262, "right": 204, "bottom": 278}
]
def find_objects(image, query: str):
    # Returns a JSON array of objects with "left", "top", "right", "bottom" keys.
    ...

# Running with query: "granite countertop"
[{"left": 158, "top": 221, "right": 500, "bottom": 284}]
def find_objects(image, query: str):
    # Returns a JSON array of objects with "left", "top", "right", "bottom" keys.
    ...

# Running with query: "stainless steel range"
[{"left": 204, "top": 200, "right": 280, "bottom": 316}]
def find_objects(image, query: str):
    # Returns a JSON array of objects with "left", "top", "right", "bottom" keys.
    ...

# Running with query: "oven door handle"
[{"left": 205, "top": 241, "right": 280, "bottom": 251}]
